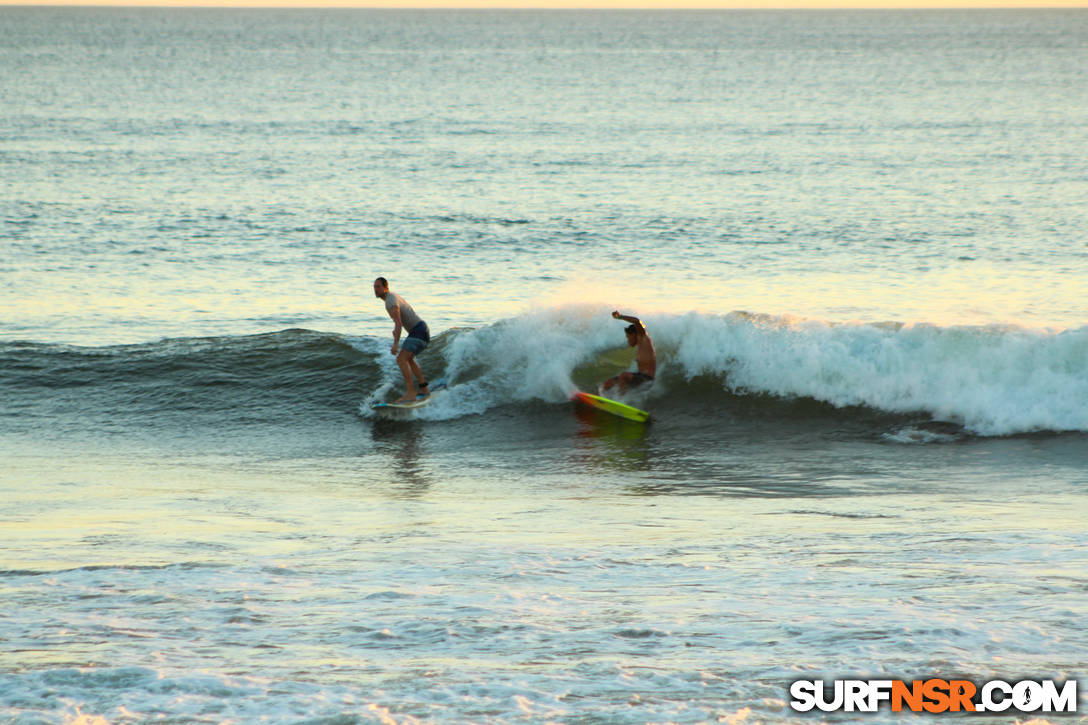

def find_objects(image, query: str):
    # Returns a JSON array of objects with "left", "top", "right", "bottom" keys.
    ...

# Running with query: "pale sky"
[{"left": 2, "top": 0, "right": 1085, "bottom": 7}]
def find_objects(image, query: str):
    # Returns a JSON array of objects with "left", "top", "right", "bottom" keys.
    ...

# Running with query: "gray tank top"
[{"left": 385, "top": 292, "right": 422, "bottom": 331}]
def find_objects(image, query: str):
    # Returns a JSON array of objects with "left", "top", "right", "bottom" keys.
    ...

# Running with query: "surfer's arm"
[
  {"left": 612, "top": 311, "right": 645, "bottom": 331},
  {"left": 387, "top": 305, "right": 404, "bottom": 351}
]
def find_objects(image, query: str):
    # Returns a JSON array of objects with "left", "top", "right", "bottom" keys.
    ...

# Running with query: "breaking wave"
[{"left": 3, "top": 309, "right": 1085, "bottom": 437}]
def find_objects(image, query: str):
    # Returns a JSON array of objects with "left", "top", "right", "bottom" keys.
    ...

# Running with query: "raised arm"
[{"left": 612, "top": 310, "right": 645, "bottom": 329}]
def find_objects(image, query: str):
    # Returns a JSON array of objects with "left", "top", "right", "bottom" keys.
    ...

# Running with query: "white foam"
[
  {"left": 882, "top": 427, "right": 963, "bottom": 445},
  {"left": 408, "top": 305, "right": 619, "bottom": 421},
  {"left": 349, "top": 334, "right": 404, "bottom": 418},
  {"left": 660, "top": 312, "right": 1088, "bottom": 436}
]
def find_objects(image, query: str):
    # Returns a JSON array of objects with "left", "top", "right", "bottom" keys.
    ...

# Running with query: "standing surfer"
[
  {"left": 374, "top": 277, "right": 431, "bottom": 403},
  {"left": 603, "top": 310, "right": 656, "bottom": 394}
]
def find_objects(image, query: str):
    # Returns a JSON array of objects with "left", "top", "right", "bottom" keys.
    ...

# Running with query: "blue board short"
[{"left": 402, "top": 321, "right": 430, "bottom": 354}]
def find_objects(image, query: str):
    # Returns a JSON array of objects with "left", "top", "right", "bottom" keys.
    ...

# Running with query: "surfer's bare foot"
[{"left": 393, "top": 394, "right": 416, "bottom": 403}]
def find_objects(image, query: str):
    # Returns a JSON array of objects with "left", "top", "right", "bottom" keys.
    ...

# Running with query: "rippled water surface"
[{"left": 2, "top": 7, "right": 1087, "bottom": 724}]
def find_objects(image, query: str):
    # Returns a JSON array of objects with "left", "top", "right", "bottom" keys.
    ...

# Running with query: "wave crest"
[{"left": 415, "top": 308, "right": 1088, "bottom": 436}]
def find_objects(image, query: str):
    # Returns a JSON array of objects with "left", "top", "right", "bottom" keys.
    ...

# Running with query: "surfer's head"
[
  {"left": 625, "top": 324, "right": 639, "bottom": 345},
  {"left": 373, "top": 277, "right": 389, "bottom": 299}
]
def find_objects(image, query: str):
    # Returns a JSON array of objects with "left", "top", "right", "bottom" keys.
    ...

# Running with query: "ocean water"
[{"left": 2, "top": 8, "right": 1087, "bottom": 724}]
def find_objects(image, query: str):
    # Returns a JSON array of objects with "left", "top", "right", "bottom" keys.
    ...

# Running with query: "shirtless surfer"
[
  {"left": 603, "top": 310, "right": 656, "bottom": 394},
  {"left": 374, "top": 277, "right": 431, "bottom": 403}
]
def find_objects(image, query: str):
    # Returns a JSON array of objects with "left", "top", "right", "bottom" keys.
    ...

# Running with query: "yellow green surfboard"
[{"left": 571, "top": 391, "right": 650, "bottom": 423}]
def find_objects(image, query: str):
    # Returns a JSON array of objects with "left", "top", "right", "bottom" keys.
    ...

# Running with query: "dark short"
[
  {"left": 607, "top": 371, "right": 654, "bottom": 388},
  {"left": 401, "top": 321, "right": 430, "bottom": 355}
]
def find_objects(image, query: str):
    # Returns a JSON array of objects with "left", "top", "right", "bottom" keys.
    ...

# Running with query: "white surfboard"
[{"left": 372, "top": 380, "right": 447, "bottom": 410}]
